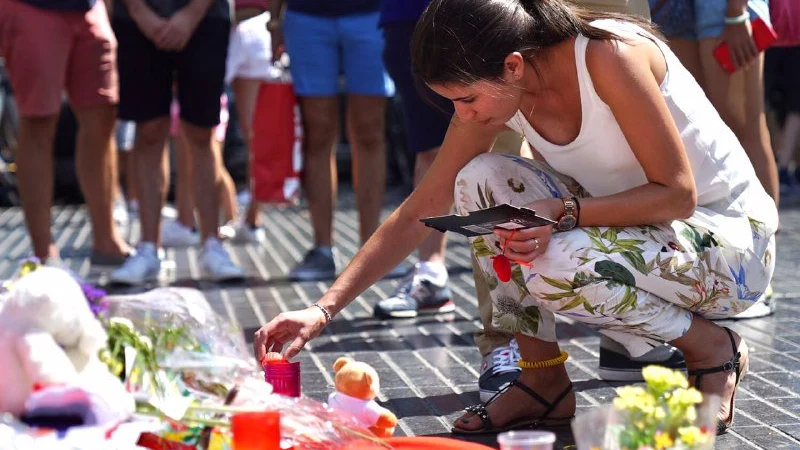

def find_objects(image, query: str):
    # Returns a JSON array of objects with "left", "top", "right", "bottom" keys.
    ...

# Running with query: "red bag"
[{"left": 251, "top": 76, "right": 303, "bottom": 204}]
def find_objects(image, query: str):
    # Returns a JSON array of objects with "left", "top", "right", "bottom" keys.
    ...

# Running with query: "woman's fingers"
[{"left": 505, "top": 235, "right": 543, "bottom": 254}]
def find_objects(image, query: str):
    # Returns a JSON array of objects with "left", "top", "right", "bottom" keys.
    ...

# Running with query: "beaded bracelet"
[
  {"left": 312, "top": 302, "right": 333, "bottom": 324},
  {"left": 517, "top": 350, "right": 569, "bottom": 369},
  {"left": 723, "top": 11, "right": 749, "bottom": 25}
]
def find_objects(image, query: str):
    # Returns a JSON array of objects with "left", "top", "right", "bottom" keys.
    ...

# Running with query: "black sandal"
[
  {"left": 451, "top": 380, "right": 574, "bottom": 435},
  {"left": 687, "top": 327, "right": 748, "bottom": 435}
]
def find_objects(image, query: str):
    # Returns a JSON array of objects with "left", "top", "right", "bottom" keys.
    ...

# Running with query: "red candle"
[{"left": 232, "top": 411, "right": 281, "bottom": 450}]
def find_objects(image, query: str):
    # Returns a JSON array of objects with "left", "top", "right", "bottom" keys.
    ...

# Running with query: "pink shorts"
[{"left": 0, "top": 0, "right": 118, "bottom": 117}]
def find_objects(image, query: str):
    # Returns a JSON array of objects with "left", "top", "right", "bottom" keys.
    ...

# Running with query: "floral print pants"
[{"left": 456, "top": 154, "right": 776, "bottom": 357}]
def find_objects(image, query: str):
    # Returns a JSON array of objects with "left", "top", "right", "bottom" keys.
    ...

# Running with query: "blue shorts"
[
  {"left": 382, "top": 22, "right": 452, "bottom": 154},
  {"left": 650, "top": 0, "right": 770, "bottom": 40},
  {"left": 284, "top": 11, "right": 395, "bottom": 97}
]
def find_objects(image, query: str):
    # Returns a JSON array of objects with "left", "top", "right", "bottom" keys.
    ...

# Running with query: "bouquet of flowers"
[{"left": 572, "top": 366, "right": 718, "bottom": 450}]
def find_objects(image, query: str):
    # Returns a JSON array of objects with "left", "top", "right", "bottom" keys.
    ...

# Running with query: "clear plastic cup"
[{"left": 497, "top": 430, "right": 556, "bottom": 450}]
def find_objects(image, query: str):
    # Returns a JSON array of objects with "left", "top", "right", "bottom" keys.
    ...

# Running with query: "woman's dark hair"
[{"left": 412, "top": 0, "right": 659, "bottom": 86}]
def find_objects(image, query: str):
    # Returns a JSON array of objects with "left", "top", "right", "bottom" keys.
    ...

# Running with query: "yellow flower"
[
  {"left": 642, "top": 365, "right": 688, "bottom": 394},
  {"left": 654, "top": 431, "right": 674, "bottom": 449},
  {"left": 678, "top": 426, "right": 710, "bottom": 446},
  {"left": 668, "top": 387, "right": 703, "bottom": 408}
]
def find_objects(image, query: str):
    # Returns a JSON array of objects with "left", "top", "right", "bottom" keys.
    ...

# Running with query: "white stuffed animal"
[{"left": 0, "top": 267, "right": 132, "bottom": 421}]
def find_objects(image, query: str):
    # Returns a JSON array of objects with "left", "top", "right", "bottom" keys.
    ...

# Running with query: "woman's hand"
[
  {"left": 253, "top": 305, "right": 328, "bottom": 363},
  {"left": 494, "top": 198, "right": 561, "bottom": 264},
  {"left": 721, "top": 19, "right": 757, "bottom": 71}
]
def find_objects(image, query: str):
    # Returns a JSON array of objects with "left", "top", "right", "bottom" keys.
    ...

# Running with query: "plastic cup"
[
  {"left": 231, "top": 410, "right": 280, "bottom": 450},
  {"left": 497, "top": 430, "right": 556, "bottom": 450},
  {"left": 264, "top": 360, "right": 301, "bottom": 397}
]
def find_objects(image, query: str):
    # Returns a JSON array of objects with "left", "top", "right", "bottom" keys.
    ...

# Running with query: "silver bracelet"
[
  {"left": 312, "top": 302, "right": 333, "bottom": 324},
  {"left": 724, "top": 11, "right": 749, "bottom": 25}
]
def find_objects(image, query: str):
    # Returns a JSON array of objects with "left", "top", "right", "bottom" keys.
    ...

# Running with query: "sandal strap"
[
  {"left": 688, "top": 327, "right": 740, "bottom": 389},
  {"left": 463, "top": 404, "right": 493, "bottom": 431},
  {"left": 509, "top": 380, "right": 574, "bottom": 420}
]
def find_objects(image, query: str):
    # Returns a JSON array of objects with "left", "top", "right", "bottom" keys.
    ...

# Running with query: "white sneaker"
[
  {"left": 201, "top": 238, "right": 244, "bottom": 281},
  {"left": 219, "top": 220, "right": 266, "bottom": 244},
  {"left": 109, "top": 242, "right": 161, "bottom": 285},
  {"left": 113, "top": 198, "right": 129, "bottom": 226},
  {"left": 161, "top": 220, "right": 200, "bottom": 247}
]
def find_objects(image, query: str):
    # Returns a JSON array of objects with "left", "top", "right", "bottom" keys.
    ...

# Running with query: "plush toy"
[
  {"left": 328, "top": 357, "right": 397, "bottom": 439},
  {"left": 0, "top": 267, "right": 133, "bottom": 423}
]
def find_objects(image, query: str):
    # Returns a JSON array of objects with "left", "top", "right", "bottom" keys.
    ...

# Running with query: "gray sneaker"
[
  {"left": 288, "top": 247, "right": 337, "bottom": 281},
  {"left": 373, "top": 273, "right": 454, "bottom": 319}
]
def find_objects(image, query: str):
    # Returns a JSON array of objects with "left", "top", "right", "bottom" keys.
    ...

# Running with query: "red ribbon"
[{"left": 490, "top": 229, "right": 533, "bottom": 282}]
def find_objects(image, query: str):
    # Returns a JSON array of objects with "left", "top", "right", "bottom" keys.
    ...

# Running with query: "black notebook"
[{"left": 420, "top": 204, "right": 556, "bottom": 238}]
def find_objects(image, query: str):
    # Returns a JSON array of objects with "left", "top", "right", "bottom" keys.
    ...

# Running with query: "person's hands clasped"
[
  {"left": 253, "top": 305, "right": 328, "bottom": 363},
  {"left": 721, "top": 19, "right": 757, "bottom": 71},
  {"left": 155, "top": 7, "right": 203, "bottom": 51},
  {"left": 132, "top": 9, "right": 169, "bottom": 44}
]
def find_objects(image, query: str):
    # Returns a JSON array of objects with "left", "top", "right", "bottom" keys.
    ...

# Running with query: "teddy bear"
[
  {"left": 0, "top": 266, "right": 133, "bottom": 424},
  {"left": 327, "top": 356, "right": 398, "bottom": 438}
]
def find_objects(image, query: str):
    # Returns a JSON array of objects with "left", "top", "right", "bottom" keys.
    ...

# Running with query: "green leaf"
[
  {"left": 511, "top": 264, "right": 526, "bottom": 290},
  {"left": 540, "top": 274, "right": 575, "bottom": 291},
  {"left": 472, "top": 236, "right": 496, "bottom": 258},
  {"left": 524, "top": 305, "right": 541, "bottom": 323},
  {"left": 485, "top": 182, "right": 497, "bottom": 207},
  {"left": 601, "top": 228, "right": 619, "bottom": 242},
  {"left": 558, "top": 294, "right": 585, "bottom": 312},
  {"left": 620, "top": 251, "right": 648, "bottom": 275},
  {"left": 541, "top": 291, "right": 579, "bottom": 301},
  {"left": 595, "top": 260, "right": 636, "bottom": 286},
  {"left": 589, "top": 236, "right": 612, "bottom": 253},
  {"left": 487, "top": 275, "right": 499, "bottom": 291},
  {"left": 615, "top": 238, "right": 646, "bottom": 247}
]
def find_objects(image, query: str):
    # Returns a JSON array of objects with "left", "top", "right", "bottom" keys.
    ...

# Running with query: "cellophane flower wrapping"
[{"left": 572, "top": 366, "right": 719, "bottom": 450}]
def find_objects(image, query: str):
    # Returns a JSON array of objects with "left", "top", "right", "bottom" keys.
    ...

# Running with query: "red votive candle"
[
  {"left": 232, "top": 410, "right": 281, "bottom": 450},
  {"left": 264, "top": 359, "right": 301, "bottom": 397}
]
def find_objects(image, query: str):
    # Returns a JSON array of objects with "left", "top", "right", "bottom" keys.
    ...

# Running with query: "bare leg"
[
  {"left": 213, "top": 138, "right": 238, "bottom": 223},
  {"left": 300, "top": 96, "right": 339, "bottom": 247},
  {"left": 180, "top": 121, "right": 219, "bottom": 241},
  {"left": 777, "top": 113, "right": 800, "bottom": 169},
  {"left": 665, "top": 37, "right": 704, "bottom": 86},
  {"left": 454, "top": 336, "right": 575, "bottom": 431},
  {"left": 346, "top": 94, "right": 386, "bottom": 244},
  {"left": 174, "top": 134, "right": 196, "bottom": 229},
  {"left": 415, "top": 148, "right": 447, "bottom": 264},
  {"left": 699, "top": 39, "right": 779, "bottom": 204},
  {"left": 133, "top": 118, "right": 171, "bottom": 246},
  {"left": 73, "top": 105, "right": 129, "bottom": 257},
  {"left": 16, "top": 115, "right": 59, "bottom": 261},
  {"left": 669, "top": 315, "right": 747, "bottom": 424},
  {"left": 232, "top": 78, "right": 263, "bottom": 227}
]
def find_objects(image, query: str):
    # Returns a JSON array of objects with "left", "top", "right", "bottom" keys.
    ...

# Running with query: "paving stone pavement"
[{"left": 1, "top": 189, "right": 799, "bottom": 449}]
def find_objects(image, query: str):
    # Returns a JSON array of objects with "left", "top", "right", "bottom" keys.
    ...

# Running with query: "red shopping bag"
[{"left": 251, "top": 78, "right": 303, "bottom": 204}]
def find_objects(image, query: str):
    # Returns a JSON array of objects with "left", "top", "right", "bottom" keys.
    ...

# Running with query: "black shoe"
[
  {"left": 598, "top": 336, "right": 686, "bottom": 382},
  {"left": 373, "top": 273, "right": 454, "bottom": 319}
]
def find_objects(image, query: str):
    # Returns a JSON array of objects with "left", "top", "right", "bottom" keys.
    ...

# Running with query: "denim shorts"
[
  {"left": 649, "top": 0, "right": 770, "bottom": 40},
  {"left": 284, "top": 11, "right": 395, "bottom": 97}
]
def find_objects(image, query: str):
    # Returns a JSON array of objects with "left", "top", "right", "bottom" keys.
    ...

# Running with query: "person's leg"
[
  {"left": 696, "top": 12, "right": 779, "bottom": 203},
  {"left": 300, "top": 96, "right": 340, "bottom": 247},
  {"left": 665, "top": 38, "right": 704, "bottom": 85},
  {"left": 232, "top": 78, "right": 264, "bottom": 227},
  {"left": 72, "top": 105, "right": 130, "bottom": 259},
  {"left": 16, "top": 116, "right": 60, "bottom": 261},
  {"left": 345, "top": 94, "right": 386, "bottom": 244},
  {"left": 0, "top": 1, "right": 72, "bottom": 262},
  {"left": 179, "top": 122, "right": 219, "bottom": 241},
  {"left": 134, "top": 118, "right": 171, "bottom": 245},
  {"left": 213, "top": 138, "right": 238, "bottom": 224},
  {"left": 173, "top": 133, "right": 196, "bottom": 229}
]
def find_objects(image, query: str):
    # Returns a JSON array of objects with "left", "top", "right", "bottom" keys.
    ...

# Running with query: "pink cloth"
[
  {"left": 770, "top": 0, "right": 800, "bottom": 47},
  {"left": 0, "top": 0, "right": 118, "bottom": 117}
]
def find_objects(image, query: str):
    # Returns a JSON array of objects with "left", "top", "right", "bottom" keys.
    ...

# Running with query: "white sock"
[{"left": 416, "top": 261, "right": 448, "bottom": 286}]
